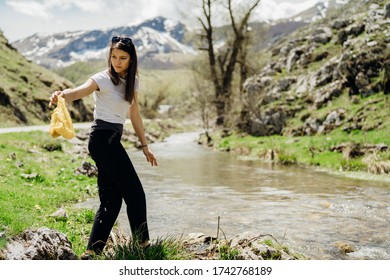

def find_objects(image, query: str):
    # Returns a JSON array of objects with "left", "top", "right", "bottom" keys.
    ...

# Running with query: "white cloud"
[
  {"left": 5, "top": 0, "right": 53, "bottom": 19},
  {"left": 2, "top": 0, "right": 321, "bottom": 42},
  {"left": 5, "top": 0, "right": 185, "bottom": 21},
  {"left": 71, "top": 0, "right": 106, "bottom": 13},
  {"left": 256, "top": 0, "right": 321, "bottom": 21},
  {"left": 5, "top": 0, "right": 107, "bottom": 19},
  {"left": 5, "top": 0, "right": 322, "bottom": 20}
]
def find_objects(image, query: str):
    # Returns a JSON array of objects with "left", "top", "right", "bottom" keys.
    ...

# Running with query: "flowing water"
[{"left": 78, "top": 132, "right": 390, "bottom": 260}]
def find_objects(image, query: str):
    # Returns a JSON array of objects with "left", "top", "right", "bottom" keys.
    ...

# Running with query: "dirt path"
[{"left": 0, "top": 123, "right": 92, "bottom": 134}]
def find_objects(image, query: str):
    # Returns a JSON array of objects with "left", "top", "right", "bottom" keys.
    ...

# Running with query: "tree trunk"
[{"left": 198, "top": 0, "right": 261, "bottom": 127}]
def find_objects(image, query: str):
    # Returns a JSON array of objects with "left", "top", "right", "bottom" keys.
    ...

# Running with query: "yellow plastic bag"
[{"left": 49, "top": 96, "right": 75, "bottom": 140}]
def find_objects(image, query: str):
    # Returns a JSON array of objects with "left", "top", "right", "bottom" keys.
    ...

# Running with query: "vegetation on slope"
[{"left": 0, "top": 31, "right": 92, "bottom": 127}]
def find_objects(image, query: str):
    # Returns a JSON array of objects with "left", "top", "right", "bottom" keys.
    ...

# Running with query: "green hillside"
[
  {"left": 217, "top": 0, "right": 390, "bottom": 176},
  {"left": 0, "top": 31, "right": 92, "bottom": 128}
]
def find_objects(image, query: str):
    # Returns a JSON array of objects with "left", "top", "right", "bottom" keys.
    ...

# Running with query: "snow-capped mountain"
[
  {"left": 13, "top": 1, "right": 350, "bottom": 69},
  {"left": 289, "top": 0, "right": 351, "bottom": 23},
  {"left": 13, "top": 17, "right": 195, "bottom": 68},
  {"left": 263, "top": 0, "right": 351, "bottom": 45}
]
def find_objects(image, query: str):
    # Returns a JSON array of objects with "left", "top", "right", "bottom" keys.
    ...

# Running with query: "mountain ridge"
[
  {"left": 12, "top": 1, "right": 350, "bottom": 69},
  {"left": 12, "top": 16, "right": 194, "bottom": 69}
]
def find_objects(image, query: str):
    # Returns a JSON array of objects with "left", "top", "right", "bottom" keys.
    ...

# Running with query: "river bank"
[
  {"left": 201, "top": 128, "right": 390, "bottom": 184},
  {"left": 1, "top": 120, "right": 388, "bottom": 184},
  {"left": 1, "top": 123, "right": 389, "bottom": 260},
  {"left": 78, "top": 130, "right": 390, "bottom": 260},
  {"left": 0, "top": 125, "right": 303, "bottom": 260},
  {"left": 0, "top": 118, "right": 189, "bottom": 255}
]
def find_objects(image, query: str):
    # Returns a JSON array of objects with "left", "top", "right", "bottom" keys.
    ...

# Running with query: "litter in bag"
[{"left": 49, "top": 96, "right": 75, "bottom": 140}]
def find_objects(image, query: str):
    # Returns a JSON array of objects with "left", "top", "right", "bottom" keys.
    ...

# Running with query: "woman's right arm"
[{"left": 49, "top": 78, "right": 98, "bottom": 106}]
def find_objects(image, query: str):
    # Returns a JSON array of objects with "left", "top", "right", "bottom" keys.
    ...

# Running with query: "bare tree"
[
  {"left": 139, "top": 84, "right": 168, "bottom": 119},
  {"left": 198, "top": 0, "right": 261, "bottom": 126},
  {"left": 192, "top": 64, "right": 214, "bottom": 132}
]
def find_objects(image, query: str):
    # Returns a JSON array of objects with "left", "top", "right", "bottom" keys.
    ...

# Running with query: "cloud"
[
  {"left": 5, "top": 0, "right": 106, "bottom": 19},
  {"left": 2, "top": 0, "right": 320, "bottom": 42},
  {"left": 71, "top": 0, "right": 106, "bottom": 13},
  {"left": 5, "top": 0, "right": 53, "bottom": 19},
  {"left": 256, "top": 0, "right": 320, "bottom": 21},
  {"left": 7, "top": 0, "right": 308, "bottom": 25}
]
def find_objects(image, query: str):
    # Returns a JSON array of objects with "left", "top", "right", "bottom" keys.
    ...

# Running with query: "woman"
[{"left": 50, "top": 36, "right": 158, "bottom": 259}]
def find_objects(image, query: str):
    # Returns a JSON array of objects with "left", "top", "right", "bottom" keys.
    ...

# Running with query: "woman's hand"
[
  {"left": 49, "top": 91, "right": 64, "bottom": 107},
  {"left": 142, "top": 146, "right": 158, "bottom": 166}
]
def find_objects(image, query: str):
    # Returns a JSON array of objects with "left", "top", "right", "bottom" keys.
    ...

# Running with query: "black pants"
[{"left": 87, "top": 129, "right": 149, "bottom": 253}]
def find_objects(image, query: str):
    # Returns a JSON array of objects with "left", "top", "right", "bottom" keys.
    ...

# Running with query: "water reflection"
[{"left": 78, "top": 132, "right": 390, "bottom": 260}]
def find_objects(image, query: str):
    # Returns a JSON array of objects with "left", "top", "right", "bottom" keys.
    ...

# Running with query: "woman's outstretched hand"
[
  {"left": 49, "top": 91, "right": 64, "bottom": 107},
  {"left": 142, "top": 146, "right": 158, "bottom": 166}
]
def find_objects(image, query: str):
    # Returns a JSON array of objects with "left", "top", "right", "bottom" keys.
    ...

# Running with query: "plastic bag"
[{"left": 49, "top": 96, "right": 76, "bottom": 140}]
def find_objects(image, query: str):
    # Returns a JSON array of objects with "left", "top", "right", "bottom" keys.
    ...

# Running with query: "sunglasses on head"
[{"left": 111, "top": 36, "right": 132, "bottom": 45}]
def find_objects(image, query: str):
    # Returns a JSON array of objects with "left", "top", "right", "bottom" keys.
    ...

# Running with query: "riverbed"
[{"left": 78, "top": 131, "right": 390, "bottom": 260}]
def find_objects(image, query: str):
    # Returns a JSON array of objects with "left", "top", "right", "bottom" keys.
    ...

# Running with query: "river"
[{"left": 77, "top": 131, "right": 390, "bottom": 260}]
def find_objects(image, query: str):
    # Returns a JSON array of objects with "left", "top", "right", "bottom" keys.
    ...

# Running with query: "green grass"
[
  {"left": 0, "top": 131, "right": 97, "bottom": 254},
  {"left": 218, "top": 243, "right": 241, "bottom": 260},
  {"left": 103, "top": 235, "right": 193, "bottom": 260},
  {"left": 217, "top": 125, "right": 390, "bottom": 176},
  {"left": 0, "top": 130, "right": 300, "bottom": 260},
  {"left": 0, "top": 131, "right": 187, "bottom": 258}
]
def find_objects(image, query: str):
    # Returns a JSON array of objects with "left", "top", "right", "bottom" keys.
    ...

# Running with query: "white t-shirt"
[{"left": 90, "top": 69, "right": 139, "bottom": 124}]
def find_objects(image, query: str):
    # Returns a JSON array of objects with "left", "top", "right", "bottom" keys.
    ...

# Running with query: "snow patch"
[{"left": 69, "top": 48, "right": 108, "bottom": 61}]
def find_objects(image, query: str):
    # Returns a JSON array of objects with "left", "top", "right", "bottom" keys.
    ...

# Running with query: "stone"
[
  {"left": 342, "top": 142, "right": 364, "bottom": 160},
  {"left": 2, "top": 228, "right": 78, "bottom": 260},
  {"left": 181, "top": 232, "right": 300, "bottom": 260},
  {"left": 318, "top": 109, "right": 346, "bottom": 134},
  {"left": 346, "top": 23, "right": 365, "bottom": 37},
  {"left": 50, "top": 207, "right": 68, "bottom": 221},
  {"left": 303, "top": 117, "right": 320, "bottom": 136},
  {"left": 75, "top": 161, "right": 98, "bottom": 177},
  {"left": 331, "top": 19, "right": 352, "bottom": 30},
  {"left": 336, "top": 241, "right": 354, "bottom": 254},
  {"left": 311, "top": 27, "right": 333, "bottom": 44}
]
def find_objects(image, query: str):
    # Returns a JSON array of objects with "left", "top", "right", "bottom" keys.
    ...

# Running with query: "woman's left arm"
[{"left": 129, "top": 92, "right": 158, "bottom": 166}]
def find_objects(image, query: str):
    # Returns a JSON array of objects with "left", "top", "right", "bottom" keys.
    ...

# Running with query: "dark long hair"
[{"left": 108, "top": 37, "right": 138, "bottom": 104}]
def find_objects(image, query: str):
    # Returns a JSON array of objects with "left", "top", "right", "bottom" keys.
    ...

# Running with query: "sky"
[{"left": 0, "top": 0, "right": 323, "bottom": 42}]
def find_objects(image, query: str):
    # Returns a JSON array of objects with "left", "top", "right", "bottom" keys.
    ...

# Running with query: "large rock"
[
  {"left": 311, "top": 27, "right": 333, "bottom": 44},
  {"left": 1, "top": 228, "right": 77, "bottom": 260},
  {"left": 181, "top": 232, "right": 299, "bottom": 260}
]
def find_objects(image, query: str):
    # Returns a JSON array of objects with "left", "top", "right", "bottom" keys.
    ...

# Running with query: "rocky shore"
[
  {"left": 0, "top": 228, "right": 302, "bottom": 260},
  {"left": 0, "top": 123, "right": 305, "bottom": 260}
]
